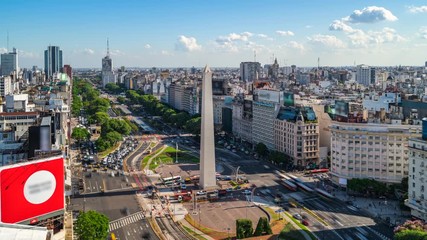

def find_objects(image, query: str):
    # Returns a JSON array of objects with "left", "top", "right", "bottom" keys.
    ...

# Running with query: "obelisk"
[{"left": 199, "top": 65, "right": 217, "bottom": 190}]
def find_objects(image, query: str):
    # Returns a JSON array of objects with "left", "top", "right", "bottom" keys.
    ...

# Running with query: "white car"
[{"left": 196, "top": 191, "right": 207, "bottom": 195}]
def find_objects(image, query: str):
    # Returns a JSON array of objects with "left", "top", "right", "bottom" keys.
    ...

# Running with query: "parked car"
[{"left": 293, "top": 213, "right": 303, "bottom": 220}]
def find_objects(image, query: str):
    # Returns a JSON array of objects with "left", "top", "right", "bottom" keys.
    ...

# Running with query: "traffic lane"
[
  {"left": 104, "top": 172, "right": 132, "bottom": 191},
  {"left": 83, "top": 171, "right": 104, "bottom": 193},
  {"left": 302, "top": 198, "right": 388, "bottom": 240},
  {"left": 113, "top": 219, "right": 158, "bottom": 240}
]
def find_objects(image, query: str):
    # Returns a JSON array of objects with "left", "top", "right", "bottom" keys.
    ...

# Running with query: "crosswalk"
[{"left": 109, "top": 211, "right": 145, "bottom": 231}]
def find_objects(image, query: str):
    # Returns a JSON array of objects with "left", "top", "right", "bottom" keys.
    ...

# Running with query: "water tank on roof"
[{"left": 423, "top": 118, "right": 427, "bottom": 140}]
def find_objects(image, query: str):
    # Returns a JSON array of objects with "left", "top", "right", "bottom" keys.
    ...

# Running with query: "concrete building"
[
  {"left": 199, "top": 65, "right": 216, "bottom": 190},
  {"left": 44, "top": 46, "right": 63, "bottom": 78},
  {"left": 101, "top": 40, "right": 116, "bottom": 87},
  {"left": 406, "top": 119, "right": 427, "bottom": 221},
  {"left": 252, "top": 89, "right": 282, "bottom": 150},
  {"left": 363, "top": 92, "right": 401, "bottom": 113},
  {"left": 274, "top": 106, "right": 319, "bottom": 168},
  {"left": 356, "top": 64, "right": 371, "bottom": 87},
  {"left": 240, "top": 62, "right": 261, "bottom": 82},
  {"left": 330, "top": 121, "right": 421, "bottom": 186},
  {"left": 0, "top": 112, "right": 40, "bottom": 141},
  {"left": 213, "top": 95, "right": 225, "bottom": 126},
  {"left": 5, "top": 94, "right": 29, "bottom": 112},
  {"left": 63, "top": 64, "right": 72, "bottom": 80},
  {"left": 232, "top": 95, "right": 253, "bottom": 143},
  {"left": 0, "top": 76, "right": 13, "bottom": 97},
  {"left": 1, "top": 48, "right": 18, "bottom": 76}
]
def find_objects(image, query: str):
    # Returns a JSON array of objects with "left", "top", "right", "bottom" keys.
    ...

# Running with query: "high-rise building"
[
  {"left": 240, "top": 62, "right": 261, "bottom": 82},
  {"left": 199, "top": 65, "right": 216, "bottom": 190},
  {"left": 1, "top": 48, "right": 18, "bottom": 76},
  {"left": 102, "top": 40, "right": 116, "bottom": 87},
  {"left": 0, "top": 76, "right": 13, "bottom": 97},
  {"left": 44, "top": 46, "right": 63, "bottom": 78},
  {"left": 356, "top": 64, "right": 371, "bottom": 86},
  {"left": 252, "top": 89, "right": 282, "bottom": 149},
  {"left": 330, "top": 121, "right": 421, "bottom": 186},
  {"left": 274, "top": 106, "right": 319, "bottom": 168},
  {"left": 406, "top": 119, "right": 427, "bottom": 221},
  {"left": 62, "top": 64, "right": 72, "bottom": 80}
]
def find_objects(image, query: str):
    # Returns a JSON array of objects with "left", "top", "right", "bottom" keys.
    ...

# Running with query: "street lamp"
[{"left": 175, "top": 142, "right": 178, "bottom": 164}]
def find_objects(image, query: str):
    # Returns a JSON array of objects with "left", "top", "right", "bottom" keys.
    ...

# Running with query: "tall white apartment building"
[
  {"left": 356, "top": 64, "right": 371, "bottom": 86},
  {"left": 330, "top": 121, "right": 421, "bottom": 185},
  {"left": 252, "top": 89, "right": 282, "bottom": 150},
  {"left": 274, "top": 106, "right": 319, "bottom": 168},
  {"left": 0, "top": 76, "right": 13, "bottom": 97},
  {"left": 406, "top": 120, "right": 427, "bottom": 221}
]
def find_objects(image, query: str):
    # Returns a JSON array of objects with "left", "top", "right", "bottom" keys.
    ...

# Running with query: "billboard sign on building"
[
  {"left": 335, "top": 100, "right": 349, "bottom": 117},
  {"left": 0, "top": 156, "right": 64, "bottom": 223},
  {"left": 283, "top": 92, "right": 295, "bottom": 106},
  {"left": 257, "top": 89, "right": 281, "bottom": 103}
]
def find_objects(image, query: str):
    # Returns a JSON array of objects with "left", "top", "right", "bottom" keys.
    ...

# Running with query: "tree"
[
  {"left": 74, "top": 210, "right": 109, "bottom": 240},
  {"left": 105, "top": 131, "right": 122, "bottom": 145},
  {"left": 71, "top": 127, "right": 90, "bottom": 142},
  {"left": 253, "top": 217, "right": 272, "bottom": 236},
  {"left": 394, "top": 230, "right": 427, "bottom": 240},
  {"left": 255, "top": 143, "right": 268, "bottom": 158},
  {"left": 236, "top": 219, "right": 253, "bottom": 239},
  {"left": 93, "top": 112, "right": 110, "bottom": 125},
  {"left": 117, "top": 96, "right": 126, "bottom": 104},
  {"left": 184, "top": 117, "right": 201, "bottom": 135}
]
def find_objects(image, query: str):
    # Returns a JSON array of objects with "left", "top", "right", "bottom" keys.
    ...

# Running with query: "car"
[
  {"left": 293, "top": 213, "right": 303, "bottom": 220},
  {"left": 301, "top": 220, "right": 309, "bottom": 226},
  {"left": 196, "top": 191, "right": 207, "bottom": 195}
]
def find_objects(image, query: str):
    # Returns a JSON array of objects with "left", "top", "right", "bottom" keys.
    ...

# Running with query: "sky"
[{"left": 2, "top": 0, "right": 427, "bottom": 68}]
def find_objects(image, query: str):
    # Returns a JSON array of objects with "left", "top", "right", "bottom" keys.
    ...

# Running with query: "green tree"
[
  {"left": 255, "top": 143, "right": 268, "bottom": 158},
  {"left": 253, "top": 217, "right": 272, "bottom": 236},
  {"left": 184, "top": 117, "right": 201, "bottom": 135},
  {"left": 105, "top": 131, "right": 122, "bottom": 145},
  {"left": 93, "top": 112, "right": 110, "bottom": 125},
  {"left": 394, "top": 230, "right": 427, "bottom": 240},
  {"left": 117, "top": 96, "right": 126, "bottom": 104},
  {"left": 74, "top": 210, "right": 109, "bottom": 240},
  {"left": 71, "top": 127, "right": 90, "bottom": 142},
  {"left": 236, "top": 219, "right": 253, "bottom": 239},
  {"left": 95, "top": 137, "right": 111, "bottom": 152}
]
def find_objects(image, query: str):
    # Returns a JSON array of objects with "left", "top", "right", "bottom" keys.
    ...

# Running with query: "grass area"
[
  {"left": 97, "top": 142, "right": 120, "bottom": 158},
  {"left": 182, "top": 225, "right": 208, "bottom": 240},
  {"left": 278, "top": 222, "right": 307, "bottom": 240},
  {"left": 284, "top": 212, "right": 317, "bottom": 240},
  {"left": 263, "top": 207, "right": 280, "bottom": 221},
  {"left": 142, "top": 145, "right": 199, "bottom": 170}
]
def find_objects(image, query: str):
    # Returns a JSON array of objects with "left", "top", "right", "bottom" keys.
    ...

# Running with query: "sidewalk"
[
  {"left": 268, "top": 205, "right": 313, "bottom": 240},
  {"left": 333, "top": 188, "right": 408, "bottom": 226}
]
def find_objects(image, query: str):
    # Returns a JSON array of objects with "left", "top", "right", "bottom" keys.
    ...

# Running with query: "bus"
[
  {"left": 162, "top": 176, "right": 182, "bottom": 185},
  {"left": 305, "top": 168, "right": 329, "bottom": 175},
  {"left": 315, "top": 188, "right": 335, "bottom": 200},
  {"left": 280, "top": 179, "right": 298, "bottom": 191}
]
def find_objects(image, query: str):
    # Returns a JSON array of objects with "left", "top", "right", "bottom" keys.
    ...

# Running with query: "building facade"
[
  {"left": 232, "top": 97, "right": 253, "bottom": 144},
  {"left": 0, "top": 76, "right": 13, "bottom": 97},
  {"left": 356, "top": 64, "right": 371, "bottom": 87},
  {"left": 274, "top": 106, "right": 319, "bottom": 168},
  {"left": 1, "top": 48, "right": 18, "bottom": 76},
  {"left": 240, "top": 62, "right": 261, "bottom": 82},
  {"left": 330, "top": 122, "right": 421, "bottom": 185},
  {"left": 44, "top": 46, "right": 63, "bottom": 78}
]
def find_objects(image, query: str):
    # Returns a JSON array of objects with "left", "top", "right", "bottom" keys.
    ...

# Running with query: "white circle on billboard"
[{"left": 24, "top": 170, "right": 57, "bottom": 204}]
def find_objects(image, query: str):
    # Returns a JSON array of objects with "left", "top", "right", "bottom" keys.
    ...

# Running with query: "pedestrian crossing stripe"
[{"left": 109, "top": 211, "right": 145, "bottom": 231}]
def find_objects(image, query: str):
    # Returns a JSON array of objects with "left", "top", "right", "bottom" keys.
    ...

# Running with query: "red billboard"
[{"left": 0, "top": 156, "right": 64, "bottom": 223}]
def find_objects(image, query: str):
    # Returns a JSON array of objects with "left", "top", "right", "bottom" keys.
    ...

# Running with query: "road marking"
[{"left": 335, "top": 220, "right": 344, "bottom": 227}]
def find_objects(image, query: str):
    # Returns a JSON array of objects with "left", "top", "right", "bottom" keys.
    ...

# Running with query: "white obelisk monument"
[{"left": 199, "top": 65, "right": 217, "bottom": 190}]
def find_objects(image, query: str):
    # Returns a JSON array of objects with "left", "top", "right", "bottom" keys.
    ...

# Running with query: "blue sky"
[{"left": 2, "top": 0, "right": 427, "bottom": 68}]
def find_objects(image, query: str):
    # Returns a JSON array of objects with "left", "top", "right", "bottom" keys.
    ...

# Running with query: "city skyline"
[{"left": 2, "top": 0, "right": 427, "bottom": 68}]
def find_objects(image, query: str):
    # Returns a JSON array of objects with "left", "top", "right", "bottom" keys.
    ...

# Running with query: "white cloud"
[
  {"left": 329, "top": 20, "right": 354, "bottom": 33},
  {"left": 343, "top": 6, "right": 398, "bottom": 23},
  {"left": 257, "top": 34, "right": 268, "bottom": 38},
  {"left": 175, "top": 35, "right": 201, "bottom": 52},
  {"left": 17, "top": 50, "right": 39, "bottom": 58},
  {"left": 144, "top": 44, "right": 151, "bottom": 49},
  {"left": 0, "top": 48, "right": 7, "bottom": 54},
  {"left": 287, "top": 41, "right": 305, "bottom": 51},
  {"left": 83, "top": 48, "right": 95, "bottom": 55},
  {"left": 215, "top": 32, "right": 255, "bottom": 52},
  {"left": 110, "top": 49, "right": 124, "bottom": 56},
  {"left": 276, "top": 30, "right": 295, "bottom": 36},
  {"left": 408, "top": 6, "right": 427, "bottom": 13},
  {"left": 308, "top": 34, "right": 346, "bottom": 48},
  {"left": 161, "top": 50, "right": 173, "bottom": 56},
  {"left": 419, "top": 27, "right": 427, "bottom": 39},
  {"left": 305, "top": 25, "right": 312, "bottom": 29}
]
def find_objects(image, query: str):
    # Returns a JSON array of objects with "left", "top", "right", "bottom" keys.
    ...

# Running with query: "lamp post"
[{"left": 175, "top": 142, "right": 178, "bottom": 164}]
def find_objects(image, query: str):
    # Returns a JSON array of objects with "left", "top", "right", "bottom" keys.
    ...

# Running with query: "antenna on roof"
[
  {"left": 7, "top": 31, "right": 9, "bottom": 52},
  {"left": 254, "top": 50, "right": 256, "bottom": 62},
  {"left": 107, "top": 38, "right": 110, "bottom": 57}
]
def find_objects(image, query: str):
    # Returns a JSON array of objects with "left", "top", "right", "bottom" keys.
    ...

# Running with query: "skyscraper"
[
  {"left": 199, "top": 65, "right": 217, "bottom": 190},
  {"left": 1, "top": 48, "right": 18, "bottom": 76},
  {"left": 102, "top": 39, "right": 116, "bottom": 87},
  {"left": 240, "top": 62, "right": 261, "bottom": 82},
  {"left": 356, "top": 64, "right": 371, "bottom": 86},
  {"left": 44, "top": 46, "right": 63, "bottom": 78}
]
